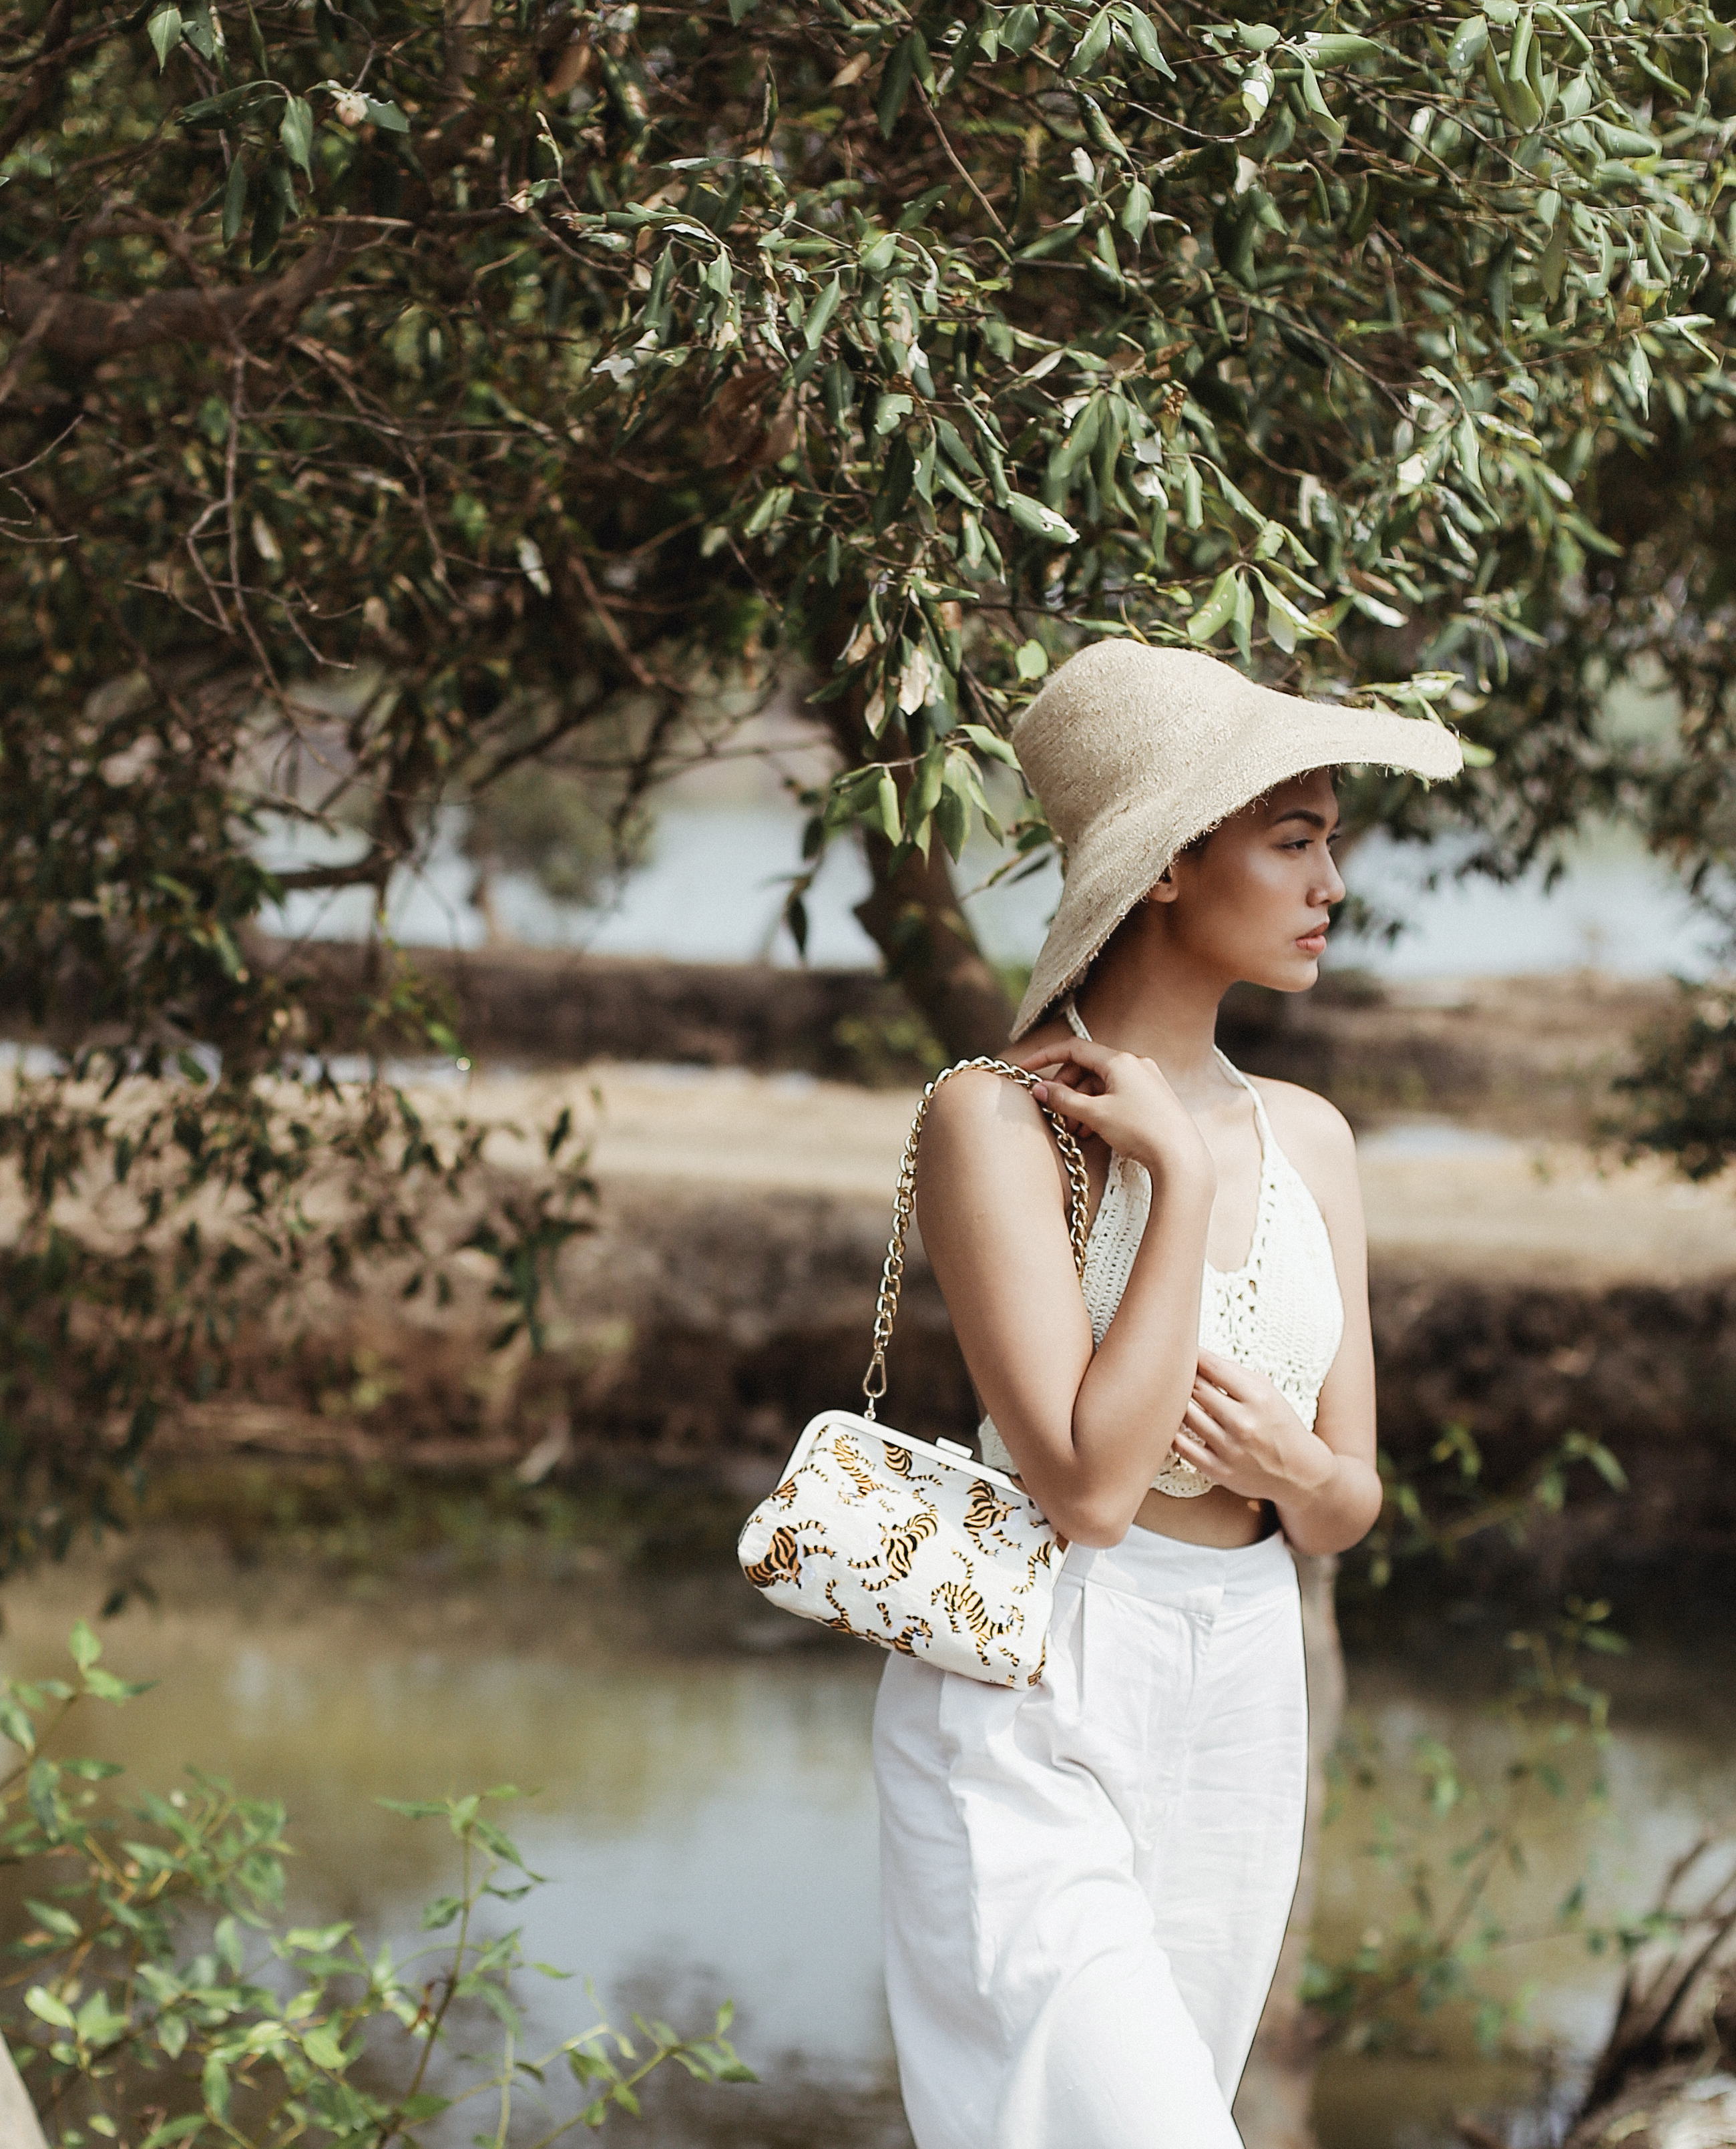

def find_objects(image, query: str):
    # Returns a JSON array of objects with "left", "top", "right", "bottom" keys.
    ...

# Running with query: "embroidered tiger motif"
[
  {"left": 821, "top": 1578, "right": 858, "bottom": 1633},
  {"left": 880, "top": 1440, "right": 912, "bottom": 1477},
  {"left": 1018, "top": 1539, "right": 1056, "bottom": 1591},
  {"left": 851, "top": 1509, "right": 939, "bottom": 1587},
  {"left": 962, "top": 1481, "right": 1022, "bottom": 1558},
  {"left": 931, "top": 1580, "right": 1024, "bottom": 1669},
  {"left": 885, "top": 1615, "right": 935, "bottom": 1657},
  {"left": 742, "top": 1523, "right": 834, "bottom": 1591},
  {"left": 831, "top": 1434, "right": 882, "bottom": 1501},
  {"left": 767, "top": 1474, "right": 801, "bottom": 1509}
]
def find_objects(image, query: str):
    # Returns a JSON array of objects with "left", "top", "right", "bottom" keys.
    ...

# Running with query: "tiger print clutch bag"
[{"left": 736, "top": 1058, "right": 1091, "bottom": 1690}]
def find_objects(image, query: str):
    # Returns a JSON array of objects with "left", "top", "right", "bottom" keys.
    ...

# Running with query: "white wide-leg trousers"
[{"left": 872, "top": 1527, "right": 1309, "bottom": 2149}]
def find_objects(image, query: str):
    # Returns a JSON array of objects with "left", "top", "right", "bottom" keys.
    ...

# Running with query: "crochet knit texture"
[{"left": 978, "top": 1049, "right": 1344, "bottom": 1496}]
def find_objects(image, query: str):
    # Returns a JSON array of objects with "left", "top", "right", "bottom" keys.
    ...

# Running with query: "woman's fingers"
[
  {"left": 1030, "top": 1077, "right": 1110, "bottom": 1128},
  {"left": 1010, "top": 1036, "right": 1120, "bottom": 1077},
  {"left": 1182, "top": 1396, "right": 1225, "bottom": 1440},
  {"left": 1196, "top": 1347, "right": 1257, "bottom": 1400}
]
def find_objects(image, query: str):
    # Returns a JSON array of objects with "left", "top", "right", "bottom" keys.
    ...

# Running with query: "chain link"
[{"left": 861, "top": 1058, "right": 1093, "bottom": 1420}]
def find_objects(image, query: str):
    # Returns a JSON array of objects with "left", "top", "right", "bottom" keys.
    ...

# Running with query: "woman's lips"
[{"left": 1296, "top": 929, "right": 1328, "bottom": 956}]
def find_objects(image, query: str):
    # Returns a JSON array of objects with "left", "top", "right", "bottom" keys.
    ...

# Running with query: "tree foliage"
[{"left": 2, "top": 0, "right": 1735, "bottom": 1560}]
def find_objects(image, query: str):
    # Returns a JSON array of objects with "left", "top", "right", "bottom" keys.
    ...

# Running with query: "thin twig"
[
  {"left": 915, "top": 81, "right": 1008, "bottom": 239},
  {"left": 565, "top": 545, "right": 676, "bottom": 693}
]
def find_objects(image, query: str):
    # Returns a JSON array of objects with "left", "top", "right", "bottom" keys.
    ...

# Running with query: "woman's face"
[{"left": 1160, "top": 769, "right": 1346, "bottom": 991}]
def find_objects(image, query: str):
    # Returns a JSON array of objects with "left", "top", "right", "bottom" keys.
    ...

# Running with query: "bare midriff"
[
  {"left": 1130, "top": 1480, "right": 1274, "bottom": 1547},
  {"left": 1002, "top": 1471, "right": 1275, "bottom": 1549}
]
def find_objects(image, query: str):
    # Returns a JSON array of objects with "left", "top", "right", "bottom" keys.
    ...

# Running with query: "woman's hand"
[
  {"left": 1171, "top": 1347, "right": 1336, "bottom": 1503},
  {"left": 1011, "top": 1036, "right": 1213, "bottom": 1185}
]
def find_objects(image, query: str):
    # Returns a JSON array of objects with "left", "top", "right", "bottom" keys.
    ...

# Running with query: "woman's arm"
[
  {"left": 1167, "top": 1085, "right": 1381, "bottom": 1555},
  {"left": 914, "top": 1039, "right": 1217, "bottom": 1547}
]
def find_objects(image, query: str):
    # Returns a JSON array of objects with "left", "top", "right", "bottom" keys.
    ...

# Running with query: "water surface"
[{"left": 1, "top": 1555, "right": 1729, "bottom": 2148}]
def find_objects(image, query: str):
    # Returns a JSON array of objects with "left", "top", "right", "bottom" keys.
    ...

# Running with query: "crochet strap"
[{"left": 861, "top": 1058, "right": 1092, "bottom": 1422}]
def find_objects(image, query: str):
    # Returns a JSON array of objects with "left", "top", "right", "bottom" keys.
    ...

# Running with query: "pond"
[
  {"left": 260, "top": 799, "right": 1721, "bottom": 984},
  {"left": 1, "top": 1551, "right": 1731, "bottom": 2149}
]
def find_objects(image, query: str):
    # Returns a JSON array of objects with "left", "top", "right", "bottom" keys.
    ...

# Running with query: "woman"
[{"left": 871, "top": 640, "right": 1462, "bottom": 2149}]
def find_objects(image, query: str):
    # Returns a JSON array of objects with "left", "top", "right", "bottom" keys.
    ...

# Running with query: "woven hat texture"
[{"left": 1009, "top": 641, "right": 1464, "bottom": 1039}]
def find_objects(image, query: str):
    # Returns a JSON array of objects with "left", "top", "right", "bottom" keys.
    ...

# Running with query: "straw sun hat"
[{"left": 1008, "top": 640, "right": 1465, "bottom": 1040}]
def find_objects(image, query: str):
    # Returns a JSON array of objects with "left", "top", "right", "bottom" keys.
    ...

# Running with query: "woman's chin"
[{"left": 1239, "top": 951, "right": 1323, "bottom": 994}]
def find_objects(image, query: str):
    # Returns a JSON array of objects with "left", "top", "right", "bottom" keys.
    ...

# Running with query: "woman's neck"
[{"left": 1070, "top": 911, "right": 1239, "bottom": 1109}]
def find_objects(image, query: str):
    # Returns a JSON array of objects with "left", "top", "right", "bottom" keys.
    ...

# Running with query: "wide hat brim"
[{"left": 1008, "top": 644, "right": 1464, "bottom": 1040}]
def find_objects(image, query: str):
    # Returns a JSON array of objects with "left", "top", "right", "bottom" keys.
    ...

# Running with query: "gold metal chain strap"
[{"left": 861, "top": 1057, "right": 1094, "bottom": 1420}]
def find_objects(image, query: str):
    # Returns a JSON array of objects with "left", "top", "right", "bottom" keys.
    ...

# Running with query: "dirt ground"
[{"left": 463, "top": 974, "right": 1735, "bottom": 1292}]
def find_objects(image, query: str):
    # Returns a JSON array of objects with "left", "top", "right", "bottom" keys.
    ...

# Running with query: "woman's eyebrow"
[{"left": 1270, "top": 807, "right": 1337, "bottom": 831}]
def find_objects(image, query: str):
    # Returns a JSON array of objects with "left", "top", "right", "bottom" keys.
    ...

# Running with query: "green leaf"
[
  {"left": 24, "top": 1899, "right": 82, "bottom": 1940},
  {"left": 363, "top": 96, "right": 410, "bottom": 132},
  {"left": 180, "top": 85, "right": 262, "bottom": 125},
  {"left": 280, "top": 93, "right": 314, "bottom": 177},
  {"left": 25, "top": 1987, "right": 75, "bottom": 2031},
  {"left": 147, "top": 5, "right": 182, "bottom": 67},
  {"left": 803, "top": 276, "right": 841, "bottom": 351},
  {"left": 1000, "top": 5, "right": 1040, "bottom": 55},
  {"left": 82, "top": 1668, "right": 152, "bottom": 1701},
  {"left": 69, "top": 1620, "right": 101, "bottom": 1673},
  {"left": 1114, "top": 5, "right": 1173, "bottom": 76},
  {"left": 1296, "top": 55, "right": 1345, "bottom": 149},
  {"left": 1297, "top": 31, "right": 1383, "bottom": 62},
  {"left": 874, "top": 769, "right": 901, "bottom": 841},
  {"left": 302, "top": 2022, "right": 349, "bottom": 2071},
  {"left": 877, "top": 33, "right": 923, "bottom": 138},
  {"left": 250, "top": 180, "right": 286, "bottom": 268},
  {"left": 1064, "top": 9, "right": 1112, "bottom": 76},
  {"left": 1014, "top": 639, "right": 1050, "bottom": 680},
  {"left": 935, "top": 766, "right": 970, "bottom": 859},
  {"left": 202, "top": 2053, "right": 231, "bottom": 2122},
  {"left": 1446, "top": 15, "right": 1489, "bottom": 69},
  {"left": 1006, "top": 494, "right": 1079, "bottom": 546},
  {"left": 959, "top": 723, "right": 1020, "bottom": 767},
  {"left": 222, "top": 155, "right": 248, "bottom": 244},
  {"left": 1255, "top": 571, "right": 1315, "bottom": 654},
  {"left": 1050, "top": 397, "right": 1104, "bottom": 483},
  {"left": 1186, "top": 568, "right": 1242, "bottom": 643}
]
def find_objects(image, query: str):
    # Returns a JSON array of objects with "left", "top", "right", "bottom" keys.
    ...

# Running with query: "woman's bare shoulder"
[
  {"left": 921, "top": 1064, "right": 1052, "bottom": 1151},
  {"left": 1247, "top": 1077, "right": 1359, "bottom": 1186}
]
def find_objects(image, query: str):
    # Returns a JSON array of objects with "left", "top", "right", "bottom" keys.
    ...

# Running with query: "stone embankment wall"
[{"left": 170, "top": 1173, "right": 1736, "bottom": 1595}]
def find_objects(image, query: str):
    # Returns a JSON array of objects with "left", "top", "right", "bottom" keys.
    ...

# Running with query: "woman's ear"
[{"left": 1144, "top": 866, "right": 1179, "bottom": 906}]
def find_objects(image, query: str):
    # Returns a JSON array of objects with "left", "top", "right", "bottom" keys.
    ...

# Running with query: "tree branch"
[
  {"left": 0, "top": 104, "right": 491, "bottom": 365},
  {"left": 0, "top": 0, "right": 77, "bottom": 166},
  {"left": 268, "top": 854, "right": 397, "bottom": 893},
  {"left": 1, "top": 226, "right": 373, "bottom": 365}
]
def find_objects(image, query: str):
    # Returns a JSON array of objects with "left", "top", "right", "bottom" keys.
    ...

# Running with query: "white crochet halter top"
[{"left": 978, "top": 1001, "right": 1345, "bottom": 1498}]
